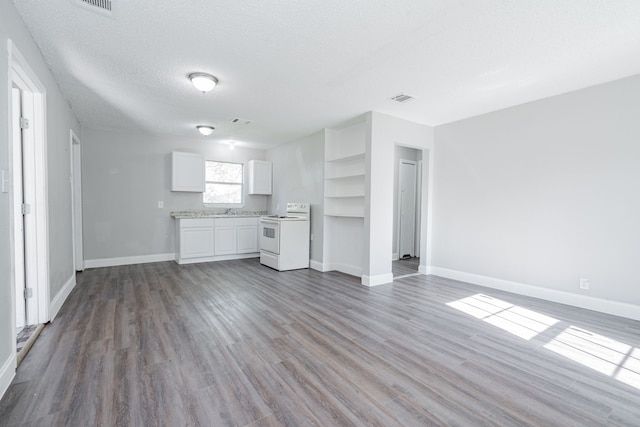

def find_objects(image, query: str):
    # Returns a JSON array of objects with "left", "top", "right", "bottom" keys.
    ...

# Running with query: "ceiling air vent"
[
  {"left": 74, "top": 0, "right": 113, "bottom": 16},
  {"left": 230, "top": 118, "right": 252, "bottom": 125},
  {"left": 390, "top": 93, "right": 415, "bottom": 103}
]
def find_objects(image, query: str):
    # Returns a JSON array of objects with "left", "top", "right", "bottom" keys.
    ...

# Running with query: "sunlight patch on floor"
[
  {"left": 544, "top": 326, "right": 640, "bottom": 390},
  {"left": 447, "top": 293, "right": 640, "bottom": 391},
  {"left": 446, "top": 293, "right": 559, "bottom": 340}
]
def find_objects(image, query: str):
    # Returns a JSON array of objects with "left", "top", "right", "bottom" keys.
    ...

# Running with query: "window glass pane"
[
  {"left": 204, "top": 183, "right": 242, "bottom": 204},
  {"left": 206, "top": 161, "right": 242, "bottom": 183}
]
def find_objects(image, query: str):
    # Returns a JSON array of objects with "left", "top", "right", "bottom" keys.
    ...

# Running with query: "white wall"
[
  {"left": 1, "top": 0, "right": 81, "bottom": 398},
  {"left": 364, "top": 112, "right": 434, "bottom": 285},
  {"left": 432, "top": 74, "right": 640, "bottom": 317},
  {"left": 266, "top": 130, "right": 325, "bottom": 264},
  {"left": 82, "top": 129, "right": 268, "bottom": 263}
]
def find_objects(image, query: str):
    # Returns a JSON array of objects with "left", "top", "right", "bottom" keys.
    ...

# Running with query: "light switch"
[{"left": 158, "top": 201, "right": 164, "bottom": 208}]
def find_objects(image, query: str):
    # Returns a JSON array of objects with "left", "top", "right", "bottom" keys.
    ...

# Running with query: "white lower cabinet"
[
  {"left": 237, "top": 225, "right": 259, "bottom": 253},
  {"left": 214, "top": 226, "right": 237, "bottom": 255},
  {"left": 177, "top": 219, "right": 215, "bottom": 259},
  {"left": 175, "top": 217, "right": 259, "bottom": 264}
]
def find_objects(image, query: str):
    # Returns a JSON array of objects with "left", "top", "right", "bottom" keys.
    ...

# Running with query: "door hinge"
[
  {"left": 20, "top": 117, "right": 30, "bottom": 130},
  {"left": 22, "top": 203, "right": 31, "bottom": 215},
  {"left": 24, "top": 288, "right": 33, "bottom": 299}
]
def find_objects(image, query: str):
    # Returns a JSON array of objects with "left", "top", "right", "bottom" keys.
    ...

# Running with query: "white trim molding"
[
  {"left": 0, "top": 352, "right": 17, "bottom": 401},
  {"left": 309, "top": 260, "right": 325, "bottom": 272},
  {"left": 418, "top": 265, "right": 430, "bottom": 275},
  {"left": 49, "top": 275, "right": 76, "bottom": 321},
  {"left": 9, "top": 39, "right": 50, "bottom": 325},
  {"left": 362, "top": 273, "right": 393, "bottom": 287},
  {"left": 321, "top": 262, "right": 362, "bottom": 278},
  {"left": 430, "top": 267, "right": 640, "bottom": 321},
  {"left": 84, "top": 253, "right": 176, "bottom": 269}
]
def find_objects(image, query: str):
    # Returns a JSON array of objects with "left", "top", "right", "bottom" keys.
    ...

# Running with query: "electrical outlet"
[
  {"left": 158, "top": 201, "right": 164, "bottom": 208},
  {"left": 579, "top": 278, "right": 590, "bottom": 290}
]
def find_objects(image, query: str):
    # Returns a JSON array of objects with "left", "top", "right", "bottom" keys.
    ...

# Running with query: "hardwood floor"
[
  {"left": 1, "top": 258, "right": 639, "bottom": 426},
  {"left": 392, "top": 257, "right": 420, "bottom": 277}
]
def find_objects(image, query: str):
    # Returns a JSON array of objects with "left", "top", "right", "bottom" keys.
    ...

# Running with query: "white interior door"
[
  {"left": 12, "top": 87, "right": 26, "bottom": 330},
  {"left": 398, "top": 160, "right": 417, "bottom": 258}
]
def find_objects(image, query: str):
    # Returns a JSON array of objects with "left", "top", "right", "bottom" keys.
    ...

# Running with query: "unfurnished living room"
[{"left": 1, "top": 1, "right": 640, "bottom": 426}]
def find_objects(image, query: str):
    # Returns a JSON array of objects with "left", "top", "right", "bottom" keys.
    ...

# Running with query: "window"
[{"left": 203, "top": 161, "right": 243, "bottom": 205}]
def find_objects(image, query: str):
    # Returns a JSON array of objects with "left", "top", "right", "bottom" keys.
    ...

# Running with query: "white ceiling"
[{"left": 13, "top": 0, "right": 640, "bottom": 149}]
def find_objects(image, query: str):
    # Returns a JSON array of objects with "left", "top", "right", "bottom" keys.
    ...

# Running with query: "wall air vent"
[
  {"left": 74, "top": 0, "right": 113, "bottom": 16},
  {"left": 390, "top": 93, "right": 415, "bottom": 103},
  {"left": 230, "top": 118, "right": 252, "bottom": 125}
]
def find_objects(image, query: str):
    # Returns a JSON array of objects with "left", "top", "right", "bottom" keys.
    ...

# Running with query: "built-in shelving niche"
[{"left": 323, "top": 120, "right": 367, "bottom": 277}]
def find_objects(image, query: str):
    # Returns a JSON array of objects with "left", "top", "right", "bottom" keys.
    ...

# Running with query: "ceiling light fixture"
[
  {"left": 189, "top": 72, "right": 218, "bottom": 93},
  {"left": 196, "top": 125, "right": 215, "bottom": 136}
]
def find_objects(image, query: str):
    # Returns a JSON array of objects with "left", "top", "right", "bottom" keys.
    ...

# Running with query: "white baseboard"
[
  {"left": 362, "top": 273, "right": 394, "bottom": 287},
  {"left": 84, "top": 253, "right": 175, "bottom": 269},
  {"left": 176, "top": 253, "right": 259, "bottom": 265},
  {"left": 430, "top": 267, "right": 640, "bottom": 321},
  {"left": 0, "top": 352, "right": 16, "bottom": 401},
  {"left": 309, "top": 260, "right": 325, "bottom": 272},
  {"left": 419, "top": 265, "right": 430, "bottom": 275},
  {"left": 49, "top": 274, "right": 76, "bottom": 321},
  {"left": 321, "top": 262, "right": 362, "bottom": 278},
  {"left": 392, "top": 252, "right": 399, "bottom": 261}
]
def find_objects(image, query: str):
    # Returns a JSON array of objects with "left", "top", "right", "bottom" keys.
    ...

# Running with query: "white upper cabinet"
[
  {"left": 247, "top": 160, "right": 272, "bottom": 195},
  {"left": 171, "top": 151, "right": 204, "bottom": 192}
]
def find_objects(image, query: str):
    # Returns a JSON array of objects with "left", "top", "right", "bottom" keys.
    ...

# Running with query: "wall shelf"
[
  {"left": 324, "top": 213, "right": 365, "bottom": 218},
  {"left": 324, "top": 194, "right": 365, "bottom": 199},
  {"left": 325, "top": 152, "right": 365, "bottom": 163},
  {"left": 325, "top": 173, "right": 365, "bottom": 180}
]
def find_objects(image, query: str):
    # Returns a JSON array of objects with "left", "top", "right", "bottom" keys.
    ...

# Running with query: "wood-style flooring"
[
  {"left": 1, "top": 258, "right": 639, "bottom": 426},
  {"left": 392, "top": 257, "right": 420, "bottom": 277}
]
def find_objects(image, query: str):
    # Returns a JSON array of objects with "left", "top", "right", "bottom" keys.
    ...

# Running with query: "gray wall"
[
  {"left": 0, "top": 0, "right": 81, "bottom": 388},
  {"left": 267, "top": 130, "right": 325, "bottom": 264},
  {"left": 82, "top": 129, "right": 268, "bottom": 261},
  {"left": 432, "top": 74, "right": 640, "bottom": 306}
]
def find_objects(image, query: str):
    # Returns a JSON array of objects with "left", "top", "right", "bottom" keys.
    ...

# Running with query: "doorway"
[
  {"left": 71, "top": 131, "right": 84, "bottom": 272},
  {"left": 12, "top": 86, "right": 26, "bottom": 332},
  {"left": 10, "top": 40, "right": 50, "bottom": 362},
  {"left": 392, "top": 146, "right": 423, "bottom": 278}
]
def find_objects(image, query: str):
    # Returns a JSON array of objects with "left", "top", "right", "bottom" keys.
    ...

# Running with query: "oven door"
[{"left": 260, "top": 219, "right": 280, "bottom": 254}]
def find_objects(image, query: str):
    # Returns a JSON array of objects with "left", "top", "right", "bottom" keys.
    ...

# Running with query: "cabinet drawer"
[{"left": 180, "top": 218, "right": 214, "bottom": 228}]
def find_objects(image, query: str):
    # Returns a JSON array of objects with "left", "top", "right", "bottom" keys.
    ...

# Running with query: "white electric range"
[{"left": 259, "top": 203, "right": 310, "bottom": 271}]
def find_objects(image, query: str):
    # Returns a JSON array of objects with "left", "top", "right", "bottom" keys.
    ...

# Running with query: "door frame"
[
  {"left": 11, "top": 86, "right": 26, "bottom": 330},
  {"left": 396, "top": 158, "right": 418, "bottom": 259},
  {"left": 70, "top": 130, "right": 84, "bottom": 271},
  {"left": 8, "top": 39, "right": 50, "bottom": 331}
]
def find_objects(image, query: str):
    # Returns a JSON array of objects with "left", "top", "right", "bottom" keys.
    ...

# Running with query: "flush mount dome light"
[
  {"left": 197, "top": 125, "right": 215, "bottom": 136},
  {"left": 189, "top": 72, "right": 218, "bottom": 93}
]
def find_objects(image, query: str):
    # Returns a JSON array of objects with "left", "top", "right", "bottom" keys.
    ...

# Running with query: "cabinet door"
[
  {"left": 248, "top": 160, "right": 272, "bottom": 195},
  {"left": 237, "top": 226, "right": 258, "bottom": 253},
  {"left": 172, "top": 151, "right": 204, "bottom": 192},
  {"left": 215, "top": 226, "right": 237, "bottom": 255},
  {"left": 180, "top": 227, "right": 214, "bottom": 258}
]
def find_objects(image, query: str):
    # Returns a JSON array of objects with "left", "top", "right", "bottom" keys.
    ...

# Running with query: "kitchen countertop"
[{"left": 170, "top": 210, "right": 268, "bottom": 219}]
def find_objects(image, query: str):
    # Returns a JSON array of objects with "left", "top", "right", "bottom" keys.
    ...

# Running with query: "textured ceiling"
[{"left": 13, "top": 0, "right": 640, "bottom": 149}]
